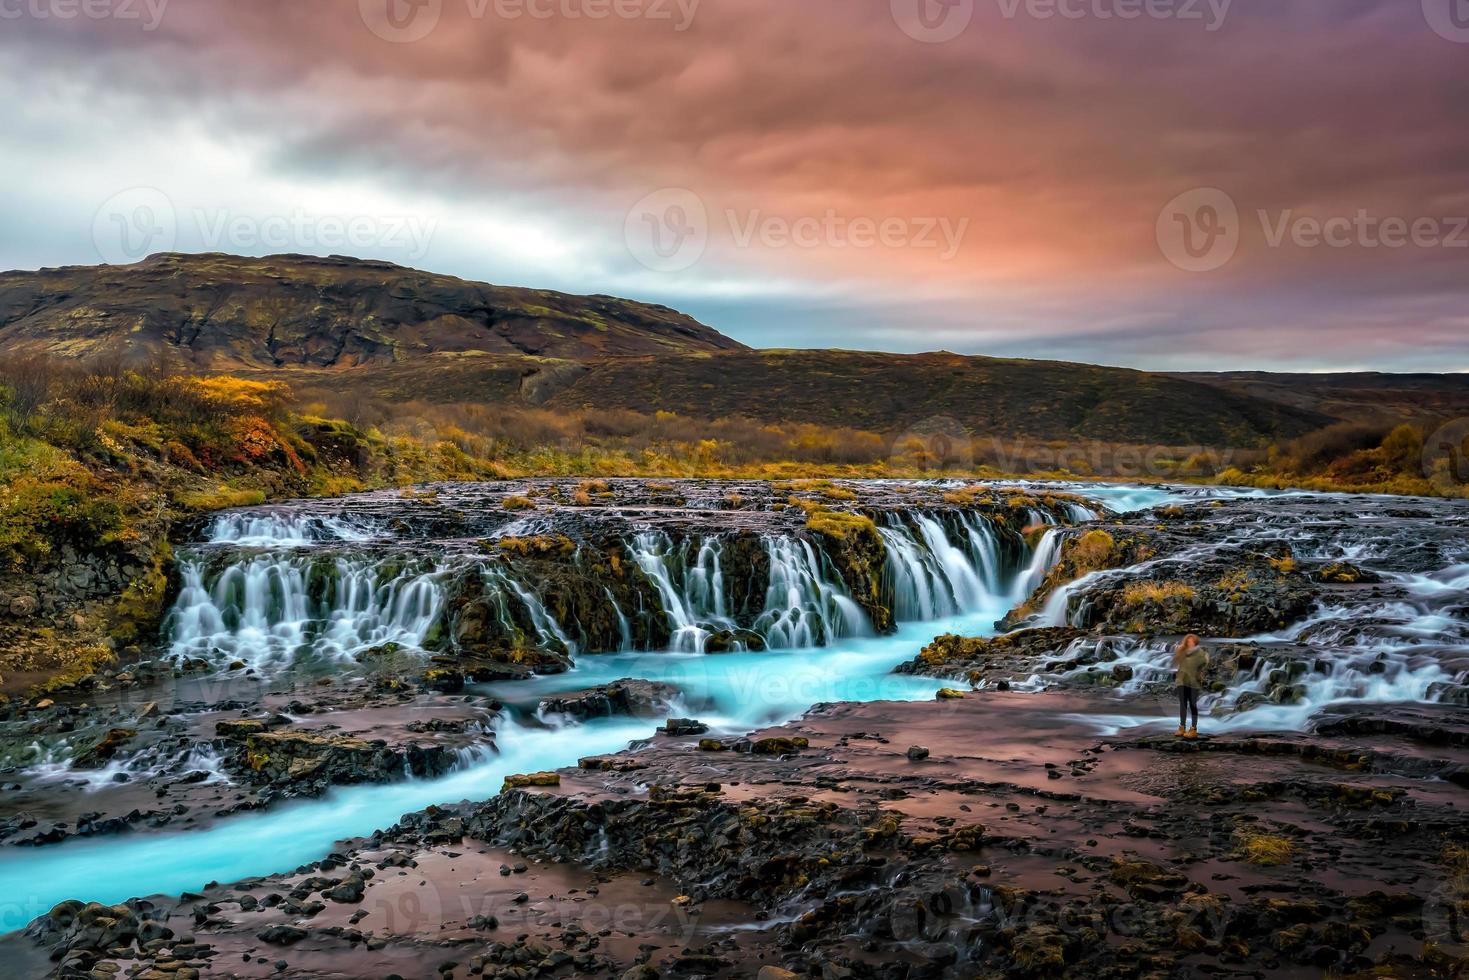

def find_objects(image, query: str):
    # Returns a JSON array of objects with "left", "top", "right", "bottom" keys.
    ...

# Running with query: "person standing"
[{"left": 1174, "top": 634, "right": 1208, "bottom": 739}]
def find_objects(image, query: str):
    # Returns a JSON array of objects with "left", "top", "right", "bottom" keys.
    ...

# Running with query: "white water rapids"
[{"left": 0, "top": 481, "right": 1463, "bottom": 931}]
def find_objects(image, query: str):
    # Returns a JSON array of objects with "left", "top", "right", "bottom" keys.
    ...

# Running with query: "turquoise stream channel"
[
  {"left": 0, "top": 615, "right": 1000, "bottom": 929},
  {"left": 0, "top": 482, "right": 1208, "bottom": 929}
]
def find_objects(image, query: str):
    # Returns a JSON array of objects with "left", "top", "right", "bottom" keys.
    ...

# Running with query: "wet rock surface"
[
  {"left": 2, "top": 482, "right": 1468, "bottom": 977},
  {"left": 14, "top": 691, "right": 1465, "bottom": 978},
  {"left": 537, "top": 679, "right": 682, "bottom": 722},
  {"left": 0, "top": 671, "right": 498, "bottom": 847}
]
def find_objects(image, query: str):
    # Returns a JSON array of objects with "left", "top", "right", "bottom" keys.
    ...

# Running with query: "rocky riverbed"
[{"left": 1, "top": 479, "right": 1466, "bottom": 978}]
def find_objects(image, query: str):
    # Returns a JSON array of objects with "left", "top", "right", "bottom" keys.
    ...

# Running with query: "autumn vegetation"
[{"left": 3, "top": 355, "right": 1464, "bottom": 580}]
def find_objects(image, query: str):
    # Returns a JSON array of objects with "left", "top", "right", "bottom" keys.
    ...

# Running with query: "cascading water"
[
  {"left": 169, "top": 504, "right": 1076, "bottom": 671},
  {"left": 752, "top": 536, "right": 869, "bottom": 648},
  {"left": 206, "top": 512, "right": 377, "bottom": 546},
  {"left": 879, "top": 511, "right": 1021, "bottom": 620},
  {"left": 166, "top": 556, "right": 445, "bottom": 669},
  {"left": 1012, "top": 528, "right": 1065, "bottom": 604},
  {"left": 11, "top": 480, "right": 1463, "bottom": 930},
  {"left": 626, "top": 532, "right": 741, "bottom": 652}
]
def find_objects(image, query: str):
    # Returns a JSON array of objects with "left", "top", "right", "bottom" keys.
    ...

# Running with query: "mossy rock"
[
  {"left": 503, "top": 771, "right": 561, "bottom": 790},
  {"left": 751, "top": 736, "right": 809, "bottom": 755}
]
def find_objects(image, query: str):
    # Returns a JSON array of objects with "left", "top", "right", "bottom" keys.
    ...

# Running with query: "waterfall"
[
  {"left": 879, "top": 511, "right": 1029, "bottom": 621},
  {"left": 481, "top": 564, "right": 578, "bottom": 655},
  {"left": 1012, "top": 528, "right": 1065, "bottom": 605},
  {"left": 167, "top": 504, "right": 1077, "bottom": 668},
  {"left": 751, "top": 536, "right": 870, "bottom": 649},
  {"left": 207, "top": 513, "right": 376, "bottom": 546},
  {"left": 167, "top": 556, "right": 444, "bottom": 669},
  {"left": 627, "top": 531, "right": 740, "bottom": 652}
]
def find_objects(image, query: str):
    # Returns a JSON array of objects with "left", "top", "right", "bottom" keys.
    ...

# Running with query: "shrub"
[
  {"left": 1236, "top": 831, "right": 1295, "bottom": 866},
  {"left": 1121, "top": 581, "right": 1195, "bottom": 605},
  {"left": 1069, "top": 530, "right": 1117, "bottom": 573}
]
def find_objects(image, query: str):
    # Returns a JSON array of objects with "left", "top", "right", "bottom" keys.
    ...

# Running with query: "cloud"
[{"left": 1, "top": 0, "right": 1466, "bottom": 370}]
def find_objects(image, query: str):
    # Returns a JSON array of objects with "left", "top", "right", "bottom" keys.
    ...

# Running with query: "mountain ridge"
[
  {"left": 4, "top": 253, "right": 1466, "bottom": 448},
  {"left": 0, "top": 252, "right": 745, "bottom": 367}
]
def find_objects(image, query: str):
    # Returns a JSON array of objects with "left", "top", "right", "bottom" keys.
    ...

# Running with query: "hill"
[
  {"left": 227, "top": 347, "right": 1331, "bottom": 447},
  {"left": 1170, "top": 371, "right": 1469, "bottom": 425},
  {"left": 8, "top": 253, "right": 1469, "bottom": 450},
  {"left": 0, "top": 252, "right": 745, "bottom": 367},
  {"left": 549, "top": 349, "right": 1333, "bottom": 446}
]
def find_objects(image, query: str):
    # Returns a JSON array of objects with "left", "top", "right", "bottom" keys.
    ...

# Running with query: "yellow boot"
[
  {"left": 1175, "top": 725, "right": 1187, "bottom": 737},
  {"left": 1184, "top": 726, "right": 1199, "bottom": 740}
]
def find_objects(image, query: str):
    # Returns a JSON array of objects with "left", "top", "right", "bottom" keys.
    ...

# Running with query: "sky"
[{"left": 1, "top": 0, "right": 1466, "bottom": 372}]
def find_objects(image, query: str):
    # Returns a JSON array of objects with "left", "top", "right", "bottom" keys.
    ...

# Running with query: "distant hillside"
[
  {"left": 250, "top": 347, "right": 1331, "bottom": 447},
  {"left": 1170, "top": 371, "right": 1469, "bottom": 426},
  {"left": 0, "top": 253, "right": 745, "bottom": 367},
  {"left": 8, "top": 252, "right": 1461, "bottom": 450},
  {"left": 551, "top": 350, "right": 1332, "bottom": 446}
]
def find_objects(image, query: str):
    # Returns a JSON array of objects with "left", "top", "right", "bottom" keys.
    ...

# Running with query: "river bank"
[{"left": 0, "top": 479, "right": 1465, "bottom": 978}]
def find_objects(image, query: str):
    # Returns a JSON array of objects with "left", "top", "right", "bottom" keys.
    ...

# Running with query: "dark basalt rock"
[
  {"left": 228, "top": 731, "right": 456, "bottom": 796},
  {"left": 537, "top": 679, "right": 682, "bottom": 721},
  {"left": 70, "top": 727, "right": 137, "bottom": 768}
]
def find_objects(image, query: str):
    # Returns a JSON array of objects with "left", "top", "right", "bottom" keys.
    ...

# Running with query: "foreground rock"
[
  {"left": 537, "top": 679, "right": 682, "bottom": 721},
  {"left": 18, "top": 691, "right": 1463, "bottom": 978}
]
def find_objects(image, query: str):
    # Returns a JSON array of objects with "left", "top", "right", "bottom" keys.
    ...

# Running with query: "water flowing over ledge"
[
  {"left": 167, "top": 481, "right": 1097, "bottom": 672},
  {"left": 4, "top": 478, "right": 1464, "bottom": 940}
]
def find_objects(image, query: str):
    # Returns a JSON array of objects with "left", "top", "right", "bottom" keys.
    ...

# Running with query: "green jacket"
[{"left": 1175, "top": 647, "right": 1209, "bottom": 689}]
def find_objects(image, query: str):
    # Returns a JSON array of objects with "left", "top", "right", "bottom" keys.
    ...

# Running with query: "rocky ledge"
[{"left": 12, "top": 691, "right": 1466, "bottom": 978}]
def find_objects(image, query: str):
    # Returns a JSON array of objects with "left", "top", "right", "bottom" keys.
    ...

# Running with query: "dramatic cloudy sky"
[{"left": 2, "top": 0, "right": 1466, "bottom": 370}]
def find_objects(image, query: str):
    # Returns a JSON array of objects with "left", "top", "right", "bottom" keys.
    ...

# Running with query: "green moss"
[
  {"left": 30, "top": 645, "right": 116, "bottom": 696},
  {"left": 174, "top": 487, "right": 267, "bottom": 513},
  {"left": 805, "top": 510, "right": 877, "bottom": 541}
]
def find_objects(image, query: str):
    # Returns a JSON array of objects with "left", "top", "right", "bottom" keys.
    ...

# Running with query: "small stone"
[{"left": 906, "top": 745, "right": 930, "bottom": 761}]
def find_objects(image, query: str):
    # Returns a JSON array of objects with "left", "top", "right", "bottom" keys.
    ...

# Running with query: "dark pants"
[{"left": 1178, "top": 686, "right": 1199, "bottom": 728}]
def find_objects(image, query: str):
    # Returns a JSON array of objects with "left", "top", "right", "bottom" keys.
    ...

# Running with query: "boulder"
[{"left": 538, "top": 679, "right": 680, "bottom": 721}]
